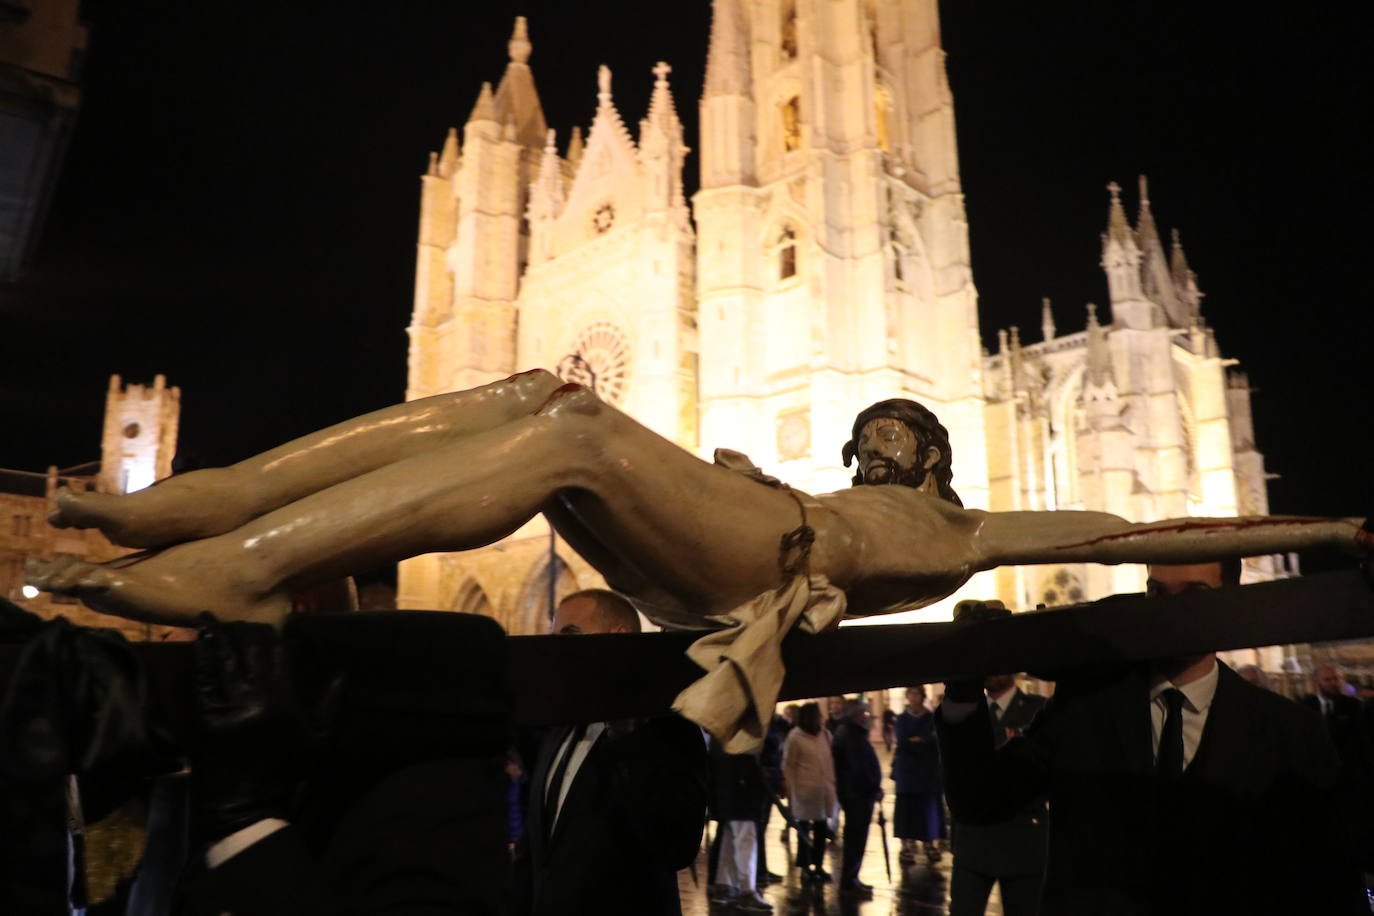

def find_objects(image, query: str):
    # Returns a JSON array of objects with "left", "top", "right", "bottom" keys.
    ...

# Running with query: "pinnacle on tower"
[
  {"left": 566, "top": 126, "right": 584, "bottom": 169},
  {"left": 437, "top": 126, "right": 459, "bottom": 177},
  {"left": 1134, "top": 175, "right": 1161, "bottom": 250},
  {"left": 703, "top": 0, "right": 752, "bottom": 99},
  {"left": 507, "top": 15, "right": 531, "bottom": 64},
  {"left": 468, "top": 81, "right": 496, "bottom": 125},
  {"left": 528, "top": 127, "right": 565, "bottom": 221},
  {"left": 493, "top": 16, "right": 547, "bottom": 147},
  {"left": 1104, "top": 181, "right": 1133, "bottom": 248},
  {"left": 1170, "top": 227, "right": 1191, "bottom": 287},
  {"left": 1085, "top": 302, "right": 1113, "bottom": 385},
  {"left": 644, "top": 61, "right": 683, "bottom": 136},
  {"left": 1041, "top": 296, "right": 1056, "bottom": 341}
]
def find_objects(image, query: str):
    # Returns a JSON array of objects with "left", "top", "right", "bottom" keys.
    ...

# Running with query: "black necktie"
[
  {"left": 1157, "top": 688, "right": 1186, "bottom": 779},
  {"left": 545, "top": 722, "right": 587, "bottom": 833}
]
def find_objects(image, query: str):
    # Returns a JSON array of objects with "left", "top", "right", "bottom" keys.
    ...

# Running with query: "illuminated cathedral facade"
[{"left": 400, "top": 0, "right": 1276, "bottom": 641}]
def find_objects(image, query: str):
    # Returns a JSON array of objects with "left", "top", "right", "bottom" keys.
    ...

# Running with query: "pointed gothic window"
[
  {"left": 778, "top": 226, "right": 798, "bottom": 280},
  {"left": 781, "top": 0, "right": 798, "bottom": 60},
  {"left": 781, "top": 97, "right": 801, "bottom": 152}
]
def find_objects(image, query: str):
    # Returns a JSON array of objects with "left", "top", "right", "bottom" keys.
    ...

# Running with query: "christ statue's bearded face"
[{"left": 855, "top": 417, "right": 941, "bottom": 490}]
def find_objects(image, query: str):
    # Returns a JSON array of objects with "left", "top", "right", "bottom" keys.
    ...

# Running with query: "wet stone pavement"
[{"left": 676, "top": 790, "right": 1006, "bottom": 916}]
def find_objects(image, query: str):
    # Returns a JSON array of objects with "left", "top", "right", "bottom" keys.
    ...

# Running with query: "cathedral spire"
[
  {"left": 643, "top": 61, "right": 683, "bottom": 137},
  {"left": 467, "top": 81, "right": 496, "bottom": 126},
  {"left": 507, "top": 14, "right": 531, "bottom": 64},
  {"left": 566, "top": 125, "right": 584, "bottom": 170},
  {"left": 640, "top": 62, "right": 689, "bottom": 213},
  {"left": 1100, "top": 180, "right": 1149, "bottom": 327},
  {"left": 492, "top": 16, "right": 547, "bottom": 148},
  {"left": 437, "top": 127, "right": 459, "bottom": 178},
  {"left": 528, "top": 128, "right": 564, "bottom": 222},
  {"left": 703, "top": 0, "right": 751, "bottom": 100},
  {"left": 1105, "top": 181, "right": 1133, "bottom": 248},
  {"left": 1171, "top": 228, "right": 1204, "bottom": 326},
  {"left": 1041, "top": 296, "right": 1056, "bottom": 342},
  {"left": 699, "top": 0, "right": 755, "bottom": 188},
  {"left": 1134, "top": 174, "right": 1161, "bottom": 251},
  {"left": 1170, "top": 227, "right": 1191, "bottom": 288},
  {"left": 1134, "top": 174, "right": 1180, "bottom": 322}
]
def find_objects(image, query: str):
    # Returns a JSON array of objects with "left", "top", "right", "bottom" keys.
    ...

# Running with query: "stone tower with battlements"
[{"left": 98, "top": 373, "right": 181, "bottom": 496}]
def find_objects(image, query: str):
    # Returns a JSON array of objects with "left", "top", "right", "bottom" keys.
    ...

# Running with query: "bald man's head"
[
  {"left": 1314, "top": 664, "right": 1346, "bottom": 700},
  {"left": 552, "top": 589, "right": 641, "bottom": 635}
]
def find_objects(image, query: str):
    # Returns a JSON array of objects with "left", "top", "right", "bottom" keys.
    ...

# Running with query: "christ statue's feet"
[
  {"left": 25, "top": 551, "right": 290, "bottom": 628},
  {"left": 47, "top": 481, "right": 248, "bottom": 550}
]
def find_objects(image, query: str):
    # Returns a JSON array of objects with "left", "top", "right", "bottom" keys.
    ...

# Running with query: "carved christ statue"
[{"left": 27, "top": 370, "right": 1370, "bottom": 746}]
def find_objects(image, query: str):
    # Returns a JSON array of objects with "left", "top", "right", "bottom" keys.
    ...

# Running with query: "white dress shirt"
[
  {"left": 544, "top": 721, "right": 607, "bottom": 831},
  {"left": 1149, "top": 660, "right": 1220, "bottom": 770},
  {"left": 988, "top": 689, "right": 1016, "bottom": 721}
]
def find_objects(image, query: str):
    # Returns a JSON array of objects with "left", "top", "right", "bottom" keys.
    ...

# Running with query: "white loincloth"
[{"left": 672, "top": 573, "right": 847, "bottom": 753}]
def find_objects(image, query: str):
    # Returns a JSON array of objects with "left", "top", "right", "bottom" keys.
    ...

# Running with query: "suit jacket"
[
  {"left": 709, "top": 739, "right": 769, "bottom": 823},
  {"left": 937, "top": 663, "right": 1364, "bottom": 915},
  {"left": 948, "top": 689, "right": 1049, "bottom": 877},
  {"left": 188, "top": 756, "right": 511, "bottom": 916},
  {"left": 514, "top": 714, "right": 707, "bottom": 916}
]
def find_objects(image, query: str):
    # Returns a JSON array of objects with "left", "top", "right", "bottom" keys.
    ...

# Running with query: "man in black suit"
[
  {"left": 1303, "top": 663, "right": 1374, "bottom": 873},
  {"left": 947, "top": 669, "right": 1048, "bottom": 916},
  {"left": 514, "top": 589, "right": 708, "bottom": 916},
  {"left": 832, "top": 698, "right": 883, "bottom": 899},
  {"left": 187, "top": 612, "right": 514, "bottom": 915},
  {"left": 936, "top": 561, "right": 1366, "bottom": 915}
]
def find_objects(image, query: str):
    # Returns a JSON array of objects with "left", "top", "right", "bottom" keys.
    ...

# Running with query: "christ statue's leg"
[
  {"left": 48, "top": 369, "right": 566, "bottom": 548},
  {"left": 29, "top": 384, "right": 831, "bottom": 627}
]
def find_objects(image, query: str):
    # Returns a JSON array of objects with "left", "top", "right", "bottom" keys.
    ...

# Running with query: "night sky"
[{"left": 4, "top": 1, "right": 1371, "bottom": 531}]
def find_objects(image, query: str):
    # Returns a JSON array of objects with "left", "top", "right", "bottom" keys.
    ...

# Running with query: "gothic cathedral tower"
[
  {"left": 694, "top": 0, "right": 988, "bottom": 502},
  {"left": 402, "top": 19, "right": 696, "bottom": 630}
]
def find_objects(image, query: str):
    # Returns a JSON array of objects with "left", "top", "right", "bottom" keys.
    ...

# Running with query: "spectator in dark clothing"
[
  {"left": 947, "top": 674, "right": 1048, "bottom": 916},
  {"left": 1303, "top": 663, "right": 1374, "bottom": 872},
  {"left": 516, "top": 590, "right": 707, "bottom": 916},
  {"left": 832, "top": 699, "right": 882, "bottom": 899},
  {"left": 882, "top": 705, "right": 897, "bottom": 752},
  {"left": 825, "top": 696, "right": 847, "bottom": 737},
  {"left": 504, "top": 750, "right": 526, "bottom": 855},
  {"left": 756, "top": 712, "right": 789, "bottom": 884},
  {"left": 891, "top": 685, "right": 945, "bottom": 865},
  {"left": 707, "top": 739, "right": 772, "bottom": 912}
]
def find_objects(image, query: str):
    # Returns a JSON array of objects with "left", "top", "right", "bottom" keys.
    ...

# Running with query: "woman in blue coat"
[{"left": 891, "top": 685, "right": 945, "bottom": 864}]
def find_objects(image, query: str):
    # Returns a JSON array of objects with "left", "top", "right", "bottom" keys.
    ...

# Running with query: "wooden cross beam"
[{"left": 1, "top": 568, "right": 1371, "bottom": 736}]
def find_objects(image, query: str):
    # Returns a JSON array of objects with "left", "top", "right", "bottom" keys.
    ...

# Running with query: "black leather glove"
[
  {"left": 190, "top": 615, "right": 303, "bottom": 843},
  {"left": 943, "top": 599, "right": 1013, "bottom": 704}
]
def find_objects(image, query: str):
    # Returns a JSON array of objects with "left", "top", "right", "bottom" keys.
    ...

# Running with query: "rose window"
[{"left": 557, "top": 322, "right": 630, "bottom": 405}]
